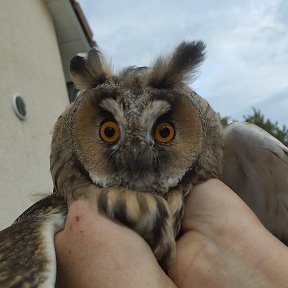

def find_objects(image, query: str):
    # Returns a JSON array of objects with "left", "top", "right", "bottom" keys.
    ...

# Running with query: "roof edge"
[{"left": 70, "top": 0, "right": 97, "bottom": 48}]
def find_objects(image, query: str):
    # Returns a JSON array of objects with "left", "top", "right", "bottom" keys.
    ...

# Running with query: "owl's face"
[
  {"left": 52, "top": 42, "right": 223, "bottom": 196},
  {"left": 72, "top": 81, "right": 203, "bottom": 193}
]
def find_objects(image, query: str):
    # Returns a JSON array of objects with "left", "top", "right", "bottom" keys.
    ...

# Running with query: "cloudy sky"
[{"left": 78, "top": 0, "right": 288, "bottom": 125}]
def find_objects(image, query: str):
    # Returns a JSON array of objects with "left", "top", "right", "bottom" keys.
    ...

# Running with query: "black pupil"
[
  {"left": 104, "top": 126, "right": 116, "bottom": 138},
  {"left": 159, "top": 126, "right": 170, "bottom": 138}
]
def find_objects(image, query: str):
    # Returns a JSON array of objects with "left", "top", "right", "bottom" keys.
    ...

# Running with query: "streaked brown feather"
[{"left": 0, "top": 196, "right": 67, "bottom": 287}]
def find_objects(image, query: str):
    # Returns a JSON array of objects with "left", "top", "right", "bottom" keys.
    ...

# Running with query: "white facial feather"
[
  {"left": 99, "top": 98, "right": 125, "bottom": 122},
  {"left": 141, "top": 100, "right": 171, "bottom": 134}
]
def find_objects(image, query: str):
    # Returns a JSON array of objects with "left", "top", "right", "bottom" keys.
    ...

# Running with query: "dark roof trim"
[{"left": 70, "top": 0, "right": 97, "bottom": 48}]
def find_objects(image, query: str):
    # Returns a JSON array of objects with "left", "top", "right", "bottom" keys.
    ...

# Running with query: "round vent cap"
[{"left": 12, "top": 95, "right": 27, "bottom": 120}]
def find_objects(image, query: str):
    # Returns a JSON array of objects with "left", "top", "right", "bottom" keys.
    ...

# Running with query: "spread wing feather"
[
  {"left": 222, "top": 122, "right": 288, "bottom": 242},
  {"left": 0, "top": 195, "right": 67, "bottom": 288}
]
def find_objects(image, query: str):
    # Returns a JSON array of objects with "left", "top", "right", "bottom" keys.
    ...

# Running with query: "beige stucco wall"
[{"left": 0, "top": 0, "right": 69, "bottom": 229}]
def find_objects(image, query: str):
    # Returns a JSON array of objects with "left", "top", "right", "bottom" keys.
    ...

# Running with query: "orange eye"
[
  {"left": 99, "top": 120, "right": 120, "bottom": 143},
  {"left": 154, "top": 122, "right": 175, "bottom": 143}
]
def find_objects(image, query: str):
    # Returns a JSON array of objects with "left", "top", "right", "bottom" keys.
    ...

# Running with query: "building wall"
[{"left": 0, "top": 0, "right": 69, "bottom": 229}]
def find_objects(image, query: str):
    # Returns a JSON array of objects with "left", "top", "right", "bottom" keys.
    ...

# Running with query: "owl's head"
[{"left": 51, "top": 41, "right": 223, "bottom": 196}]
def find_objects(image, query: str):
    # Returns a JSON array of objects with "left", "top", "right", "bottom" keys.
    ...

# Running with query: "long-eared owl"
[{"left": 50, "top": 41, "right": 223, "bottom": 272}]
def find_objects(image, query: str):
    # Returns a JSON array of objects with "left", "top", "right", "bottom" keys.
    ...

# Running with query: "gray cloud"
[{"left": 78, "top": 0, "right": 287, "bottom": 125}]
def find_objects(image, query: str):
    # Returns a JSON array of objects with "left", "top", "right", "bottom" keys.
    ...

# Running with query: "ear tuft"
[
  {"left": 70, "top": 48, "right": 112, "bottom": 90},
  {"left": 148, "top": 41, "right": 206, "bottom": 88}
]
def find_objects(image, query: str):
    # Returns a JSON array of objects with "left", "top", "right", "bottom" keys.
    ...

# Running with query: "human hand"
[
  {"left": 55, "top": 179, "right": 288, "bottom": 287},
  {"left": 172, "top": 179, "right": 288, "bottom": 287},
  {"left": 55, "top": 198, "right": 175, "bottom": 288}
]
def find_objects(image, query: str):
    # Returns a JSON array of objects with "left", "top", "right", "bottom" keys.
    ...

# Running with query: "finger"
[{"left": 182, "top": 179, "right": 260, "bottom": 234}]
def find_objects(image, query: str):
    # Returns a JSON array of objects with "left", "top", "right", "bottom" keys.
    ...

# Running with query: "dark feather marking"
[
  {"left": 113, "top": 193, "right": 133, "bottom": 227},
  {"left": 92, "top": 85, "right": 119, "bottom": 107},
  {"left": 150, "top": 197, "right": 169, "bottom": 249},
  {"left": 168, "top": 41, "right": 206, "bottom": 77},
  {"left": 97, "top": 189, "right": 108, "bottom": 215},
  {"left": 74, "top": 158, "right": 91, "bottom": 182},
  {"left": 15, "top": 195, "right": 67, "bottom": 223},
  {"left": 87, "top": 48, "right": 106, "bottom": 80},
  {"left": 0, "top": 207, "right": 66, "bottom": 287},
  {"left": 150, "top": 92, "right": 178, "bottom": 111},
  {"left": 149, "top": 41, "right": 206, "bottom": 88},
  {"left": 136, "top": 192, "right": 149, "bottom": 215},
  {"left": 70, "top": 54, "right": 87, "bottom": 75},
  {"left": 51, "top": 159, "right": 70, "bottom": 191},
  {"left": 181, "top": 154, "right": 201, "bottom": 181},
  {"left": 70, "top": 50, "right": 107, "bottom": 88},
  {"left": 174, "top": 204, "right": 184, "bottom": 240},
  {"left": 158, "top": 246, "right": 172, "bottom": 274}
]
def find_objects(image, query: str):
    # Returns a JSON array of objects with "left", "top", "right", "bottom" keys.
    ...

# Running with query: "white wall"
[{"left": 0, "top": 0, "right": 69, "bottom": 229}]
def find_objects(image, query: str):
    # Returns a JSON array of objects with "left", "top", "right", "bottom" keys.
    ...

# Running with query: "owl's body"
[{"left": 50, "top": 41, "right": 223, "bottom": 271}]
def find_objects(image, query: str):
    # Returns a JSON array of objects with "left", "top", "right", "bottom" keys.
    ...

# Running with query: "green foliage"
[
  {"left": 218, "top": 107, "right": 288, "bottom": 146},
  {"left": 243, "top": 108, "right": 288, "bottom": 146},
  {"left": 217, "top": 113, "right": 230, "bottom": 127}
]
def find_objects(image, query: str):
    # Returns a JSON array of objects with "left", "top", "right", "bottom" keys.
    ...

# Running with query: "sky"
[{"left": 78, "top": 0, "right": 288, "bottom": 126}]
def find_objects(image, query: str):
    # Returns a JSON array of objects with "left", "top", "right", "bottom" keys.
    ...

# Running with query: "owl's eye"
[
  {"left": 154, "top": 122, "right": 175, "bottom": 143},
  {"left": 99, "top": 120, "right": 120, "bottom": 143}
]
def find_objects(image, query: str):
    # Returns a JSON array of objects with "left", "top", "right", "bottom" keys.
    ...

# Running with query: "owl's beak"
[
  {"left": 131, "top": 146, "right": 142, "bottom": 161},
  {"left": 129, "top": 147, "right": 145, "bottom": 174},
  {"left": 125, "top": 143, "right": 153, "bottom": 178}
]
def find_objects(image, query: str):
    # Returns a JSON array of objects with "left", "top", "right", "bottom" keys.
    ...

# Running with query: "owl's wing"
[
  {"left": 222, "top": 122, "right": 288, "bottom": 242},
  {"left": 0, "top": 195, "right": 67, "bottom": 287}
]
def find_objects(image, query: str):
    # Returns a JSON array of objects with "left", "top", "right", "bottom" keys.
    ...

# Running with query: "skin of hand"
[
  {"left": 55, "top": 197, "right": 175, "bottom": 288},
  {"left": 55, "top": 179, "right": 288, "bottom": 288}
]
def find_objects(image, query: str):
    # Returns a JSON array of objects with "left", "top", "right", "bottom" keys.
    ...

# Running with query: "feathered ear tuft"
[
  {"left": 148, "top": 41, "right": 206, "bottom": 88},
  {"left": 70, "top": 48, "right": 112, "bottom": 90}
]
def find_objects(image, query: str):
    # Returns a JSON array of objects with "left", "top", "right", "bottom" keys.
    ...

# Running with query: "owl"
[
  {"left": 50, "top": 41, "right": 223, "bottom": 272},
  {"left": 1, "top": 41, "right": 287, "bottom": 287}
]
